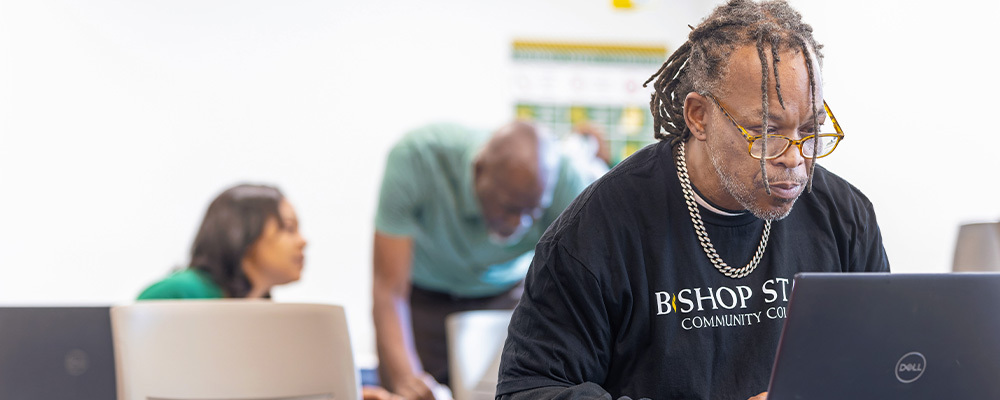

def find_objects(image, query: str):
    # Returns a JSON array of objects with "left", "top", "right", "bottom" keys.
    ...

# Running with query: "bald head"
[
  {"left": 474, "top": 121, "right": 557, "bottom": 240},
  {"left": 477, "top": 121, "right": 549, "bottom": 188}
]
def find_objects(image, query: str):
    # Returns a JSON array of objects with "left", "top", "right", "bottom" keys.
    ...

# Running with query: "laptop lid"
[
  {"left": 0, "top": 306, "right": 117, "bottom": 400},
  {"left": 446, "top": 309, "right": 512, "bottom": 400},
  {"left": 767, "top": 273, "right": 1000, "bottom": 400},
  {"left": 469, "top": 347, "right": 504, "bottom": 400}
]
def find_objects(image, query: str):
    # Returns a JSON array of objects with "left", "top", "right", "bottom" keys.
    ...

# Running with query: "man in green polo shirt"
[{"left": 373, "top": 121, "right": 593, "bottom": 400}]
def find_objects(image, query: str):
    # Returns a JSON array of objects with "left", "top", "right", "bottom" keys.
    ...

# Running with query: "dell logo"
[
  {"left": 64, "top": 349, "right": 89, "bottom": 376},
  {"left": 895, "top": 352, "right": 926, "bottom": 383},
  {"left": 899, "top": 363, "right": 922, "bottom": 372}
]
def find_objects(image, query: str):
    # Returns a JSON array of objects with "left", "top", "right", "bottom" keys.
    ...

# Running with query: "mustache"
[{"left": 754, "top": 170, "right": 808, "bottom": 188}]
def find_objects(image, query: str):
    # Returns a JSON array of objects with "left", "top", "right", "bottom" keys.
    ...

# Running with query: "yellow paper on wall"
[{"left": 612, "top": 0, "right": 634, "bottom": 9}]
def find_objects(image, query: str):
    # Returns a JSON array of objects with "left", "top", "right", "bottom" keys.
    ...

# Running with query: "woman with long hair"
[
  {"left": 138, "top": 184, "right": 306, "bottom": 299},
  {"left": 138, "top": 184, "right": 401, "bottom": 399}
]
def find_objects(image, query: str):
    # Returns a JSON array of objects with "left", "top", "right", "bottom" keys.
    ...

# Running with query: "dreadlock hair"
[{"left": 643, "top": 0, "right": 825, "bottom": 193}]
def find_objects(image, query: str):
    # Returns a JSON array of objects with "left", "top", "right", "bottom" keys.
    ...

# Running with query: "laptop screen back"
[
  {"left": 767, "top": 273, "right": 1000, "bottom": 400},
  {"left": 0, "top": 307, "right": 116, "bottom": 400}
]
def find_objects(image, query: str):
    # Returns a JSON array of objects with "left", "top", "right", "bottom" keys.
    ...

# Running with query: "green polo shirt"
[
  {"left": 375, "top": 123, "right": 591, "bottom": 297},
  {"left": 137, "top": 269, "right": 224, "bottom": 300}
]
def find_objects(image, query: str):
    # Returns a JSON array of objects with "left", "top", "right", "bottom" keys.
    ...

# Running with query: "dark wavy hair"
[{"left": 190, "top": 184, "right": 284, "bottom": 298}]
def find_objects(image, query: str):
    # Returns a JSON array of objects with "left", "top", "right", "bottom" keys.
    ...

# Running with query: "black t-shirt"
[{"left": 497, "top": 140, "right": 890, "bottom": 400}]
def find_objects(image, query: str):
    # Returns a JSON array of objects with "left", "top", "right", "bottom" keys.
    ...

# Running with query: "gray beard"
[{"left": 707, "top": 148, "right": 796, "bottom": 221}]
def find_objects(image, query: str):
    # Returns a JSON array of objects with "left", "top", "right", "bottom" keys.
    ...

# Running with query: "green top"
[
  {"left": 375, "top": 123, "right": 591, "bottom": 297},
  {"left": 137, "top": 269, "right": 225, "bottom": 300}
]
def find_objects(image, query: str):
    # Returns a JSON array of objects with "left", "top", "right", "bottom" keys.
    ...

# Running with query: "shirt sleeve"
[
  {"left": 544, "top": 156, "right": 593, "bottom": 225},
  {"left": 137, "top": 280, "right": 186, "bottom": 300},
  {"left": 374, "top": 142, "right": 425, "bottom": 237},
  {"left": 852, "top": 198, "right": 890, "bottom": 273},
  {"left": 136, "top": 270, "right": 222, "bottom": 300},
  {"left": 497, "top": 239, "right": 612, "bottom": 397},
  {"left": 500, "top": 383, "right": 616, "bottom": 400}
]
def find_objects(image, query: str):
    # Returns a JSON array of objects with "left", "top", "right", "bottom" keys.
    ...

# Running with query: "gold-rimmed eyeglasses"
[{"left": 708, "top": 94, "right": 845, "bottom": 160}]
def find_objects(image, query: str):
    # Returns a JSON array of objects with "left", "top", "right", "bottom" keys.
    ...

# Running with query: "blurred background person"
[
  {"left": 136, "top": 183, "right": 402, "bottom": 400},
  {"left": 138, "top": 184, "right": 306, "bottom": 300},
  {"left": 372, "top": 121, "right": 594, "bottom": 400}
]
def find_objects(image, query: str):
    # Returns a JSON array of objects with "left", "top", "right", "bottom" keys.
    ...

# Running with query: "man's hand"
[
  {"left": 394, "top": 372, "right": 447, "bottom": 400},
  {"left": 748, "top": 392, "right": 767, "bottom": 400},
  {"left": 362, "top": 385, "right": 404, "bottom": 400},
  {"left": 572, "top": 123, "right": 611, "bottom": 165}
]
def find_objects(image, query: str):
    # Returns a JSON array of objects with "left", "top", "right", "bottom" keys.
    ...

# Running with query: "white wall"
[
  {"left": 798, "top": 0, "right": 1000, "bottom": 274},
  {"left": 1, "top": 0, "right": 997, "bottom": 365}
]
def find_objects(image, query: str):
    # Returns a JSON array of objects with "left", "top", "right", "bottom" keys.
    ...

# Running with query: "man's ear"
[
  {"left": 684, "top": 92, "right": 711, "bottom": 141},
  {"left": 473, "top": 158, "right": 484, "bottom": 185}
]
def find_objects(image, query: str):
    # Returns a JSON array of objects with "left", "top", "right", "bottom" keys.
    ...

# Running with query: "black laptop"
[
  {"left": 767, "top": 273, "right": 1000, "bottom": 400},
  {"left": 0, "top": 307, "right": 117, "bottom": 400}
]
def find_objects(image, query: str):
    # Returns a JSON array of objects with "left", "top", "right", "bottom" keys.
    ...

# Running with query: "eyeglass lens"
[{"left": 750, "top": 135, "right": 839, "bottom": 158}]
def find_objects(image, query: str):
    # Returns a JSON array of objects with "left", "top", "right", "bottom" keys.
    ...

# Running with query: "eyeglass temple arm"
[
  {"left": 709, "top": 94, "right": 755, "bottom": 139},
  {"left": 823, "top": 100, "right": 844, "bottom": 137}
]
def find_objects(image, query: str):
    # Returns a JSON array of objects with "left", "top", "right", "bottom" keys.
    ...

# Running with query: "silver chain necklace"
[{"left": 675, "top": 141, "right": 771, "bottom": 279}]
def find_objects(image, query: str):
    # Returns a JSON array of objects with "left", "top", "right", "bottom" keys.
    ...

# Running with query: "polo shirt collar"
[{"left": 459, "top": 141, "right": 484, "bottom": 220}]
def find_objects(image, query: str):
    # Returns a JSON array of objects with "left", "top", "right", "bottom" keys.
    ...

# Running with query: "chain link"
[{"left": 675, "top": 142, "right": 771, "bottom": 279}]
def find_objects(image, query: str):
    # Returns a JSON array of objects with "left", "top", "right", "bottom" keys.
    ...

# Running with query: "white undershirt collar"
[{"left": 680, "top": 171, "right": 747, "bottom": 217}]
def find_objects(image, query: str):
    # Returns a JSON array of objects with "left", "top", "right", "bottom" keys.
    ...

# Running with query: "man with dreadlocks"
[{"left": 496, "top": 1, "right": 889, "bottom": 399}]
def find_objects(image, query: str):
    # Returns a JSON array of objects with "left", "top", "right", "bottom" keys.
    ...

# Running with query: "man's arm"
[
  {"left": 501, "top": 384, "right": 766, "bottom": 400},
  {"left": 850, "top": 194, "right": 890, "bottom": 273},
  {"left": 500, "top": 383, "right": 612, "bottom": 400},
  {"left": 497, "top": 239, "right": 616, "bottom": 398},
  {"left": 372, "top": 232, "right": 438, "bottom": 400}
]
